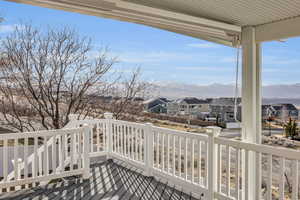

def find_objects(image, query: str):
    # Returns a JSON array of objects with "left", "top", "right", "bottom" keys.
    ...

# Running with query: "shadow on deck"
[{"left": 0, "top": 159, "right": 201, "bottom": 200}]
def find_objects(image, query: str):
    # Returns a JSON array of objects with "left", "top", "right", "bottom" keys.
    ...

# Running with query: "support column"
[
  {"left": 104, "top": 112, "right": 114, "bottom": 159},
  {"left": 241, "top": 26, "right": 262, "bottom": 199}
]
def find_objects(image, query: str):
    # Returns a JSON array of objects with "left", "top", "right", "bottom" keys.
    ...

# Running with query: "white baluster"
[
  {"left": 145, "top": 123, "right": 153, "bottom": 176},
  {"left": 279, "top": 157, "right": 285, "bottom": 200},
  {"left": 172, "top": 136, "right": 176, "bottom": 176},
  {"left": 43, "top": 136, "right": 48, "bottom": 176},
  {"left": 52, "top": 137, "right": 56, "bottom": 174},
  {"left": 13, "top": 139, "right": 18, "bottom": 180},
  {"left": 191, "top": 139, "right": 195, "bottom": 183},
  {"left": 24, "top": 137, "right": 28, "bottom": 179},
  {"left": 156, "top": 133, "right": 160, "bottom": 169},
  {"left": 83, "top": 124, "right": 91, "bottom": 179},
  {"left": 33, "top": 136, "right": 38, "bottom": 178},
  {"left": 267, "top": 154, "right": 272, "bottom": 200},
  {"left": 184, "top": 136, "right": 188, "bottom": 180},
  {"left": 179, "top": 136, "right": 181, "bottom": 177},
  {"left": 96, "top": 123, "right": 100, "bottom": 152},
  {"left": 292, "top": 160, "right": 299, "bottom": 200},
  {"left": 235, "top": 148, "right": 240, "bottom": 200},
  {"left": 167, "top": 134, "right": 170, "bottom": 174},
  {"left": 198, "top": 140, "right": 202, "bottom": 185},
  {"left": 217, "top": 144, "right": 221, "bottom": 192},
  {"left": 3, "top": 139, "right": 8, "bottom": 182},
  {"left": 244, "top": 149, "right": 249, "bottom": 200},
  {"left": 162, "top": 133, "right": 165, "bottom": 171},
  {"left": 226, "top": 145, "right": 230, "bottom": 196},
  {"left": 140, "top": 129, "right": 143, "bottom": 162},
  {"left": 70, "top": 133, "right": 75, "bottom": 170}
]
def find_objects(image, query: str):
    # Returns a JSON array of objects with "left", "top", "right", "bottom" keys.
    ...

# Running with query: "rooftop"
[
  {"left": 174, "top": 97, "right": 209, "bottom": 105},
  {"left": 273, "top": 103, "right": 298, "bottom": 111}
]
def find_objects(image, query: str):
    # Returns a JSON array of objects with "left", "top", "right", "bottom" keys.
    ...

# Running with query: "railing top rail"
[
  {"left": 151, "top": 125, "right": 209, "bottom": 141},
  {"left": 111, "top": 119, "right": 217, "bottom": 141},
  {"left": 64, "top": 119, "right": 106, "bottom": 128},
  {"left": 215, "top": 137, "right": 300, "bottom": 160},
  {"left": 0, "top": 127, "right": 84, "bottom": 140},
  {"left": 111, "top": 119, "right": 147, "bottom": 129}
]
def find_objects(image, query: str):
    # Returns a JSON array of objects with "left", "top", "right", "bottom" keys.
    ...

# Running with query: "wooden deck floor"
[{"left": 0, "top": 159, "right": 201, "bottom": 200}]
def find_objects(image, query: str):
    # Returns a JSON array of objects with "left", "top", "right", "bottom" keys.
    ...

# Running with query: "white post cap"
[
  {"left": 207, "top": 126, "right": 222, "bottom": 136},
  {"left": 104, "top": 112, "right": 114, "bottom": 119}
]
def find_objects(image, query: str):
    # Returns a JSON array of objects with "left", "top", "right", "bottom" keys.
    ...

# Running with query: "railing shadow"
[{"left": 0, "top": 159, "right": 201, "bottom": 200}]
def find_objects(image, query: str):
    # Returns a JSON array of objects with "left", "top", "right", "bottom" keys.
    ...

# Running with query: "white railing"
[
  {"left": 1, "top": 113, "right": 300, "bottom": 200},
  {"left": 215, "top": 137, "right": 300, "bottom": 200},
  {"left": 110, "top": 120, "right": 146, "bottom": 165},
  {"left": 102, "top": 115, "right": 300, "bottom": 200},
  {"left": 0, "top": 126, "right": 90, "bottom": 192},
  {"left": 2, "top": 118, "right": 107, "bottom": 188},
  {"left": 64, "top": 119, "right": 108, "bottom": 158},
  {"left": 104, "top": 117, "right": 220, "bottom": 199}
]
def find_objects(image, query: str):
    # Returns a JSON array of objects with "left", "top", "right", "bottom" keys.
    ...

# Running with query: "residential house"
[
  {"left": 209, "top": 97, "right": 241, "bottom": 123},
  {"left": 272, "top": 104, "right": 298, "bottom": 121},
  {"left": 262, "top": 105, "right": 277, "bottom": 120},
  {"left": 167, "top": 97, "right": 210, "bottom": 119},
  {"left": 143, "top": 98, "right": 169, "bottom": 114}
]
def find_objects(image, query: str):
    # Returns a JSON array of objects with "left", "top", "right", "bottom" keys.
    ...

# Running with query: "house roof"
[
  {"left": 143, "top": 97, "right": 168, "bottom": 105},
  {"left": 272, "top": 105, "right": 283, "bottom": 111},
  {"left": 174, "top": 97, "right": 209, "bottom": 105},
  {"left": 262, "top": 105, "right": 271, "bottom": 109},
  {"left": 8, "top": 0, "right": 300, "bottom": 46},
  {"left": 272, "top": 104, "right": 298, "bottom": 111}
]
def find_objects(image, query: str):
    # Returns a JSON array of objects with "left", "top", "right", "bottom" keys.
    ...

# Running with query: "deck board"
[{"left": 0, "top": 160, "right": 200, "bottom": 200}]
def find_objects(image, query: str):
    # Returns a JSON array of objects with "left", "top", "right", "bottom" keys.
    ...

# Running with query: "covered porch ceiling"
[{"left": 6, "top": 0, "right": 300, "bottom": 46}]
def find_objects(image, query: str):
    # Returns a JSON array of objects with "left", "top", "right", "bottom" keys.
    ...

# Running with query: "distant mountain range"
[{"left": 152, "top": 82, "right": 300, "bottom": 106}]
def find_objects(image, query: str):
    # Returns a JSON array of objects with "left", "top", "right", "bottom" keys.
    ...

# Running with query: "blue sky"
[{"left": 1, "top": 1, "right": 300, "bottom": 86}]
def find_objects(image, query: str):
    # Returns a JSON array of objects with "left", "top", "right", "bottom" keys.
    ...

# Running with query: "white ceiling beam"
[
  {"left": 106, "top": 0, "right": 241, "bottom": 34},
  {"left": 256, "top": 16, "right": 300, "bottom": 42},
  {"left": 6, "top": 0, "right": 237, "bottom": 46},
  {"left": 112, "top": 10, "right": 229, "bottom": 37}
]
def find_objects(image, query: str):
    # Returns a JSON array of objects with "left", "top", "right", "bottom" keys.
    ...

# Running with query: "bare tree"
[
  {"left": 0, "top": 24, "right": 116, "bottom": 131},
  {"left": 97, "top": 68, "right": 151, "bottom": 120}
]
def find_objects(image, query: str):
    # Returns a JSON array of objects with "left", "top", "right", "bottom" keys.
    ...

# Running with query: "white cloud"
[
  {"left": 176, "top": 66, "right": 232, "bottom": 71},
  {"left": 114, "top": 50, "right": 234, "bottom": 64},
  {"left": 263, "top": 55, "right": 300, "bottom": 65},
  {"left": 117, "top": 51, "right": 201, "bottom": 63},
  {"left": 95, "top": 49, "right": 237, "bottom": 66},
  {"left": 187, "top": 42, "right": 219, "bottom": 48}
]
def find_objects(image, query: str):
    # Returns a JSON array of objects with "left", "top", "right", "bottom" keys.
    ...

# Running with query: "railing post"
[
  {"left": 104, "top": 112, "right": 113, "bottom": 159},
  {"left": 83, "top": 124, "right": 91, "bottom": 179},
  {"left": 207, "top": 126, "right": 221, "bottom": 200},
  {"left": 145, "top": 123, "right": 154, "bottom": 176}
]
